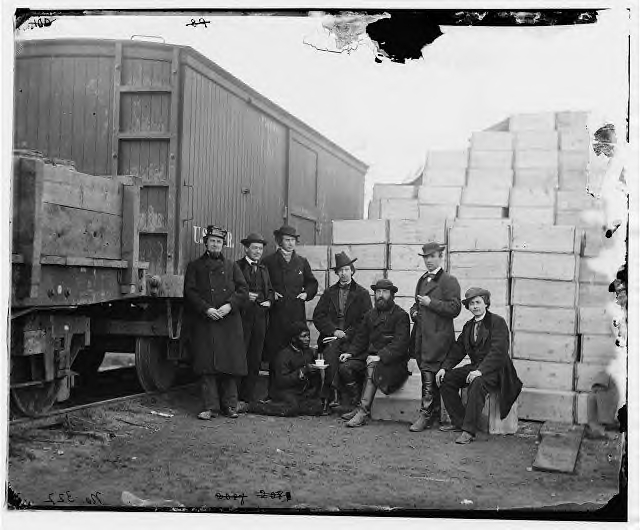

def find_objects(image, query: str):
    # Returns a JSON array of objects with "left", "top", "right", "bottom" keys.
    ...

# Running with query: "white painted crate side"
[
  {"left": 379, "top": 199, "right": 420, "bottom": 220},
  {"left": 330, "top": 244, "right": 387, "bottom": 270},
  {"left": 456, "top": 278, "right": 510, "bottom": 306},
  {"left": 558, "top": 169, "right": 588, "bottom": 190},
  {"left": 453, "top": 218, "right": 512, "bottom": 228},
  {"left": 510, "top": 207, "right": 555, "bottom": 225},
  {"left": 368, "top": 200, "right": 381, "bottom": 219},
  {"left": 509, "top": 112, "right": 556, "bottom": 131},
  {"left": 510, "top": 252, "right": 578, "bottom": 281},
  {"left": 510, "top": 224, "right": 579, "bottom": 254},
  {"left": 511, "top": 331, "right": 576, "bottom": 363},
  {"left": 556, "top": 190, "right": 601, "bottom": 211},
  {"left": 422, "top": 167, "right": 467, "bottom": 187},
  {"left": 417, "top": 186, "right": 463, "bottom": 205},
  {"left": 449, "top": 252, "right": 510, "bottom": 279},
  {"left": 386, "top": 271, "right": 424, "bottom": 297},
  {"left": 466, "top": 168, "right": 513, "bottom": 188},
  {"left": 578, "top": 282, "right": 616, "bottom": 307},
  {"left": 575, "top": 362, "right": 612, "bottom": 392},
  {"left": 388, "top": 219, "right": 446, "bottom": 245},
  {"left": 555, "top": 210, "right": 604, "bottom": 228},
  {"left": 559, "top": 151, "right": 589, "bottom": 173},
  {"left": 394, "top": 296, "right": 416, "bottom": 315},
  {"left": 580, "top": 334, "right": 617, "bottom": 364},
  {"left": 426, "top": 150, "right": 469, "bottom": 169},
  {"left": 555, "top": 111, "right": 589, "bottom": 130},
  {"left": 448, "top": 224, "right": 510, "bottom": 252},
  {"left": 514, "top": 150, "right": 559, "bottom": 170},
  {"left": 296, "top": 245, "right": 329, "bottom": 270},
  {"left": 388, "top": 245, "right": 443, "bottom": 272},
  {"left": 579, "top": 258, "right": 611, "bottom": 285},
  {"left": 513, "top": 131, "right": 559, "bottom": 151},
  {"left": 457, "top": 206, "right": 507, "bottom": 219},
  {"left": 354, "top": 269, "right": 386, "bottom": 290},
  {"left": 418, "top": 204, "right": 458, "bottom": 221},
  {"left": 558, "top": 128, "right": 590, "bottom": 151},
  {"left": 509, "top": 188, "right": 555, "bottom": 208},
  {"left": 512, "top": 305, "right": 577, "bottom": 335},
  {"left": 332, "top": 220, "right": 387, "bottom": 244},
  {"left": 372, "top": 184, "right": 416, "bottom": 200},
  {"left": 470, "top": 131, "right": 514, "bottom": 151},
  {"left": 579, "top": 307, "right": 615, "bottom": 336},
  {"left": 517, "top": 388, "right": 575, "bottom": 423},
  {"left": 461, "top": 186, "right": 510, "bottom": 207},
  {"left": 468, "top": 149, "right": 513, "bottom": 169},
  {"left": 510, "top": 278, "right": 578, "bottom": 308},
  {"left": 512, "top": 359, "right": 574, "bottom": 391},
  {"left": 583, "top": 229, "right": 610, "bottom": 258},
  {"left": 312, "top": 270, "right": 328, "bottom": 294},
  {"left": 305, "top": 295, "right": 320, "bottom": 320},
  {"left": 514, "top": 167, "right": 558, "bottom": 189}
]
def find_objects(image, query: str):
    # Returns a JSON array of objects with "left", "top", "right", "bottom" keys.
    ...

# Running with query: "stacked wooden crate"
[
  {"left": 509, "top": 224, "right": 581, "bottom": 423},
  {"left": 368, "top": 184, "right": 419, "bottom": 220},
  {"left": 417, "top": 150, "right": 467, "bottom": 222}
]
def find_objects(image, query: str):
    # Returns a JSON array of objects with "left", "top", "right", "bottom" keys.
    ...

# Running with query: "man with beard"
[
  {"left": 236, "top": 232, "right": 274, "bottom": 409},
  {"left": 184, "top": 225, "right": 249, "bottom": 420},
  {"left": 437, "top": 287, "right": 522, "bottom": 444},
  {"left": 250, "top": 322, "right": 323, "bottom": 417},
  {"left": 408, "top": 242, "right": 461, "bottom": 432},
  {"left": 339, "top": 279, "right": 411, "bottom": 428},
  {"left": 313, "top": 251, "right": 372, "bottom": 412},
  {"left": 262, "top": 225, "right": 318, "bottom": 399}
]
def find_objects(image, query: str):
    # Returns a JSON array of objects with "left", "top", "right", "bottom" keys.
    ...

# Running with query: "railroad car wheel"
[
  {"left": 71, "top": 344, "right": 106, "bottom": 384},
  {"left": 11, "top": 381, "right": 62, "bottom": 417},
  {"left": 135, "top": 337, "right": 177, "bottom": 392}
]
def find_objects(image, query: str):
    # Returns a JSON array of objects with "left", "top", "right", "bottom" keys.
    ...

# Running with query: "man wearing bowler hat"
[
  {"left": 437, "top": 287, "right": 522, "bottom": 444},
  {"left": 184, "top": 225, "right": 249, "bottom": 420},
  {"left": 313, "top": 251, "right": 372, "bottom": 411},
  {"left": 236, "top": 232, "right": 275, "bottom": 408},
  {"left": 340, "top": 279, "right": 411, "bottom": 428},
  {"left": 408, "top": 241, "right": 461, "bottom": 432},
  {"left": 262, "top": 224, "right": 318, "bottom": 399}
]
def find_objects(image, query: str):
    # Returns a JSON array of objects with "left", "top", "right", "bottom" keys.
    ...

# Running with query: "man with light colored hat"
[
  {"left": 408, "top": 242, "right": 461, "bottom": 432},
  {"left": 262, "top": 224, "right": 318, "bottom": 399},
  {"left": 313, "top": 251, "right": 372, "bottom": 412},
  {"left": 436, "top": 287, "right": 522, "bottom": 444},
  {"left": 184, "top": 225, "right": 249, "bottom": 420},
  {"left": 340, "top": 279, "right": 411, "bottom": 428},
  {"left": 236, "top": 232, "right": 274, "bottom": 408}
]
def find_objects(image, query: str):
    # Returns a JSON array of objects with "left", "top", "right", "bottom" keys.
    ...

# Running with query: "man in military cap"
[
  {"left": 408, "top": 241, "right": 461, "bottom": 432},
  {"left": 437, "top": 287, "right": 522, "bottom": 444},
  {"left": 313, "top": 251, "right": 372, "bottom": 412},
  {"left": 236, "top": 232, "right": 274, "bottom": 408},
  {"left": 340, "top": 279, "right": 411, "bottom": 428},
  {"left": 262, "top": 225, "right": 318, "bottom": 399},
  {"left": 184, "top": 225, "right": 249, "bottom": 420}
]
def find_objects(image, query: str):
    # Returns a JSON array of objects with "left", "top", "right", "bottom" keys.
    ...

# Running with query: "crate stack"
[
  {"left": 418, "top": 150, "right": 467, "bottom": 221},
  {"left": 367, "top": 184, "right": 419, "bottom": 220}
]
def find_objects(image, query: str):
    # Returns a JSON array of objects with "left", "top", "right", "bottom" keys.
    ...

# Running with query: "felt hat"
[
  {"left": 370, "top": 278, "right": 398, "bottom": 294},
  {"left": 240, "top": 232, "right": 267, "bottom": 246},
  {"left": 203, "top": 225, "right": 228, "bottom": 243},
  {"left": 462, "top": 287, "right": 491, "bottom": 308},
  {"left": 273, "top": 224, "right": 300, "bottom": 239},
  {"left": 333, "top": 251, "right": 357, "bottom": 272},
  {"left": 418, "top": 241, "right": 446, "bottom": 257}
]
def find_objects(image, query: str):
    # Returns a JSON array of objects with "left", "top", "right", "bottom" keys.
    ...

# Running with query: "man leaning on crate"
[{"left": 184, "top": 225, "right": 249, "bottom": 420}]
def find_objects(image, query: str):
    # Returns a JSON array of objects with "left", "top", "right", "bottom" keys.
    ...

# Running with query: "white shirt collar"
[
  {"left": 426, "top": 267, "right": 441, "bottom": 276},
  {"left": 245, "top": 256, "right": 257, "bottom": 266},
  {"left": 474, "top": 312, "right": 487, "bottom": 322}
]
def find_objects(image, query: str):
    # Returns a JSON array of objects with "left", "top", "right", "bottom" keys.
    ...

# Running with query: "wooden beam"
[{"left": 533, "top": 422, "right": 585, "bottom": 473}]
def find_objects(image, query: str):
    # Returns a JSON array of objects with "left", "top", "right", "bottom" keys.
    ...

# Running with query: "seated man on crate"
[
  {"left": 436, "top": 287, "right": 522, "bottom": 444},
  {"left": 249, "top": 322, "right": 323, "bottom": 417},
  {"left": 312, "top": 251, "right": 372, "bottom": 413},
  {"left": 339, "top": 279, "right": 411, "bottom": 428}
]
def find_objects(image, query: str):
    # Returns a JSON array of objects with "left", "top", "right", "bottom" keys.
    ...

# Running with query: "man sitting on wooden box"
[
  {"left": 436, "top": 287, "right": 522, "bottom": 444},
  {"left": 312, "top": 251, "right": 372, "bottom": 413}
]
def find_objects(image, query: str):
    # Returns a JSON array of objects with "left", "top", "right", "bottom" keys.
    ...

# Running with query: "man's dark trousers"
[
  {"left": 238, "top": 304, "right": 268, "bottom": 403},
  {"left": 440, "top": 365, "right": 500, "bottom": 435}
]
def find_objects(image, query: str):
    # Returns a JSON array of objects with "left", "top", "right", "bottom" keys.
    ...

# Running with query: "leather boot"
[
  {"left": 418, "top": 370, "right": 441, "bottom": 428},
  {"left": 409, "top": 413, "right": 431, "bottom": 432},
  {"left": 341, "top": 408, "right": 359, "bottom": 421},
  {"left": 346, "top": 408, "right": 368, "bottom": 428}
]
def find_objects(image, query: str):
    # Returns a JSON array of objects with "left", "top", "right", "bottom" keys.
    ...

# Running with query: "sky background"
[{"left": 15, "top": 8, "right": 630, "bottom": 192}]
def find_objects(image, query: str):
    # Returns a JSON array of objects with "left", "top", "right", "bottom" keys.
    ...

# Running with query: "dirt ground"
[{"left": 8, "top": 387, "right": 622, "bottom": 513}]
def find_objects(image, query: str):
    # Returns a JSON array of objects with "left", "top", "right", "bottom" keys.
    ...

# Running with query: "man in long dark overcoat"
[
  {"left": 408, "top": 242, "right": 461, "bottom": 432},
  {"left": 437, "top": 287, "right": 523, "bottom": 444},
  {"left": 340, "top": 279, "right": 411, "bottom": 428},
  {"left": 236, "top": 232, "right": 274, "bottom": 407},
  {"left": 184, "top": 225, "right": 249, "bottom": 420},
  {"left": 313, "top": 251, "right": 372, "bottom": 410},
  {"left": 262, "top": 225, "right": 318, "bottom": 398}
]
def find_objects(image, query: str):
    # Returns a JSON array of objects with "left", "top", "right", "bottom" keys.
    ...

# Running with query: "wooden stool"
[{"left": 461, "top": 388, "right": 518, "bottom": 434}]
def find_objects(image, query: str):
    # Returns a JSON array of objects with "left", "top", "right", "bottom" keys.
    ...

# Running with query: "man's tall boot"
[{"left": 410, "top": 370, "right": 440, "bottom": 432}]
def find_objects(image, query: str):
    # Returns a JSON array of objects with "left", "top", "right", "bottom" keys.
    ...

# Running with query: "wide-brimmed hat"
[
  {"left": 273, "top": 225, "right": 300, "bottom": 239},
  {"left": 370, "top": 278, "right": 398, "bottom": 294},
  {"left": 241, "top": 232, "right": 267, "bottom": 246},
  {"left": 333, "top": 251, "right": 357, "bottom": 272},
  {"left": 418, "top": 241, "right": 446, "bottom": 257},
  {"left": 203, "top": 225, "right": 228, "bottom": 243},
  {"left": 462, "top": 287, "right": 491, "bottom": 308}
]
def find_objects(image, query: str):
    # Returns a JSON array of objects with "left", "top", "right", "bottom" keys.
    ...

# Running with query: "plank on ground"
[{"left": 533, "top": 422, "right": 585, "bottom": 473}]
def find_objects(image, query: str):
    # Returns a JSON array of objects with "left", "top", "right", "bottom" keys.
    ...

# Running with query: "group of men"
[{"left": 183, "top": 223, "right": 522, "bottom": 444}]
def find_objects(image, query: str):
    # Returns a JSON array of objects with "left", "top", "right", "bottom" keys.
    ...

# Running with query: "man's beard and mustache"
[{"left": 375, "top": 297, "right": 394, "bottom": 311}]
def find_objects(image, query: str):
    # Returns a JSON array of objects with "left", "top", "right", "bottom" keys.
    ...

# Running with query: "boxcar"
[{"left": 11, "top": 38, "right": 367, "bottom": 416}]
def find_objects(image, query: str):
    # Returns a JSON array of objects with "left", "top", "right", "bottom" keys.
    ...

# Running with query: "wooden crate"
[
  {"left": 454, "top": 305, "right": 510, "bottom": 333},
  {"left": 559, "top": 129, "right": 590, "bottom": 151},
  {"left": 372, "top": 184, "right": 416, "bottom": 201},
  {"left": 388, "top": 245, "right": 429, "bottom": 271},
  {"left": 418, "top": 204, "right": 458, "bottom": 221},
  {"left": 426, "top": 150, "right": 469, "bottom": 169},
  {"left": 556, "top": 190, "right": 600, "bottom": 212},
  {"left": 512, "top": 331, "right": 576, "bottom": 363},
  {"left": 512, "top": 359, "right": 574, "bottom": 391},
  {"left": 379, "top": 198, "right": 420, "bottom": 219},
  {"left": 308, "top": 322, "right": 320, "bottom": 348},
  {"left": 509, "top": 188, "right": 555, "bottom": 208},
  {"left": 575, "top": 362, "right": 612, "bottom": 392},
  {"left": 394, "top": 295, "right": 416, "bottom": 315},
  {"left": 510, "top": 251, "right": 578, "bottom": 281},
  {"left": 457, "top": 206, "right": 507, "bottom": 219},
  {"left": 386, "top": 270, "right": 422, "bottom": 296},
  {"left": 470, "top": 131, "right": 514, "bottom": 151},
  {"left": 312, "top": 270, "right": 328, "bottom": 294},
  {"left": 452, "top": 218, "right": 511, "bottom": 228},
  {"left": 575, "top": 388, "right": 620, "bottom": 425},
  {"left": 517, "top": 388, "right": 575, "bottom": 423},
  {"left": 422, "top": 167, "right": 467, "bottom": 187},
  {"left": 512, "top": 305, "right": 577, "bottom": 335},
  {"left": 556, "top": 111, "right": 589, "bottom": 130},
  {"left": 457, "top": 278, "right": 509, "bottom": 306},
  {"left": 510, "top": 207, "right": 555, "bottom": 225},
  {"left": 578, "top": 282, "right": 616, "bottom": 307},
  {"left": 448, "top": 224, "right": 510, "bottom": 252},
  {"left": 583, "top": 229, "right": 610, "bottom": 257},
  {"left": 469, "top": 149, "right": 513, "bottom": 169},
  {"left": 514, "top": 131, "right": 559, "bottom": 151},
  {"left": 514, "top": 150, "right": 558, "bottom": 170},
  {"left": 330, "top": 244, "right": 387, "bottom": 270},
  {"left": 466, "top": 168, "right": 513, "bottom": 188},
  {"left": 579, "top": 307, "right": 614, "bottom": 335},
  {"left": 449, "top": 251, "right": 510, "bottom": 279},
  {"left": 514, "top": 167, "right": 558, "bottom": 189},
  {"left": 368, "top": 199, "right": 381, "bottom": 219},
  {"left": 510, "top": 278, "right": 578, "bottom": 307},
  {"left": 581, "top": 334, "right": 617, "bottom": 364},
  {"left": 388, "top": 219, "right": 446, "bottom": 245},
  {"left": 296, "top": 245, "right": 329, "bottom": 270},
  {"left": 509, "top": 112, "right": 556, "bottom": 131},
  {"left": 354, "top": 269, "right": 385, "bottom": 290},
  {"left": 461, "top": 185, "right": 510, "bottom": 207},
  {"left": 555, "top": 210, "right": 600, "bottom": 227},
  {"left": 332, "top": 220, "right": 387, "bottom": 244},
  {"left": 510, "top": 225, "right": 580, "bottom": 254},
  {"left": 558, "top": 169, "right": 588, "bottom": 190},
  {"left": 305, "top": 295, "right": 320, "bottom": 321},
  {"left": 417, "top": 186, "right": 463, "bottom": 205},
  {"left": 560, "top": 151, "right": 589, "bottom": 173},
  {"left": 579, "top": 258, "right": 611, "bottom": 285}
]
